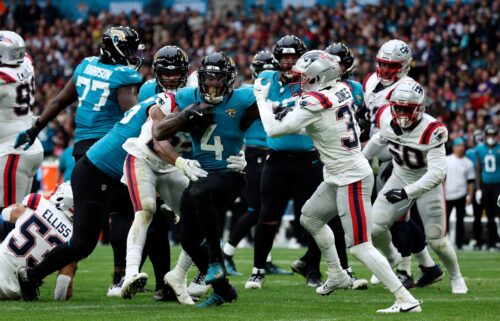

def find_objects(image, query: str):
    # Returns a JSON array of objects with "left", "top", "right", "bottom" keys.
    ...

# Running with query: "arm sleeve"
[
  {"left": 257, "top": 98, "right": 317, "bottom": 137},
  {"left": 404, "top": 144, "right": 447, "bottom": 199},
  {"left": 362, "top": 132, "right": 388, "bottom": 159},
  {"left": 466, "top": 160, "right": 476, "bottom": 180}
]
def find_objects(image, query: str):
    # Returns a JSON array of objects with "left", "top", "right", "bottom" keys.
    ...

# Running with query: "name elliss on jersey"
[{"left": 41, "top": 209, "right": 71, "bottom": 238}]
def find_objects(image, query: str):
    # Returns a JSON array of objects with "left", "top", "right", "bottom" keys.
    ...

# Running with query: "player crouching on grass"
[{"left": 0, "top": 183, "right": 76, "bottom": 300}]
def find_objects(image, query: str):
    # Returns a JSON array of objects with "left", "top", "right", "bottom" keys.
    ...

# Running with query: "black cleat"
[
  {"left": 415, "top": 265, "right": 444, "bottom": 288},
  {"left": 306, "top": 270, "right": 323, "bottom": 288},
  {"left": 290, "top": 259, "right": 308, "bottom": 278},
  {"left": 265, "top": 261, "right": 293, "bottom": 275},
  {"left": 153, "top": 284, "right": 178, "bottom": 302},
  {"left": 16, "top": 267, "right": 39, "bottom": 301},
  {"left": 396, "top": 270, "right": 415, "bottom": 289}
]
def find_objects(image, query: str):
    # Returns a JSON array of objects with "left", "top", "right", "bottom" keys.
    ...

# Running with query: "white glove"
[
  {"left": 227, "top": 152, "right": 247, "bottom": 173},
  {"left": 253, "top": 78, "right": 271, "bottom": 102},
  {"left": 475, "top": 189, "right": 482, "bottom": 204},
  {"left": 175, "top": 157, "right": 208, "bottom": 181}
]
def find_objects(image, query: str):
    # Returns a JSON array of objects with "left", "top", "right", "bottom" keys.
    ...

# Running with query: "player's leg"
[
  {"left": 0, "top": 253, "right": 22, "bottom": 300},
  {"left": 472, "top": 195, "right": 484, "bottom": 249},
  {"left": 483, "top": 183, "right": 500, "bottom": 249},
  {"left": 338, "top": 175, "right": 421, "bottom": 313},
  {"left": 454, "top": 197, "right": 466, "bottom": 249},
  {"left": 416, "top": 185, "right": 467, "bottom": 293}
]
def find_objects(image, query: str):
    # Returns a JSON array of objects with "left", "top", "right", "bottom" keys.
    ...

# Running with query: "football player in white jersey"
[
  {"left": 0, "top": 183, "right": 76, "bottom": 300},
  {"left": 255, "top": 50, "right": 421, "bottom": 313},
  {"left": 363, "top": 80, "right": 468, "bottom": 294},
  {"left": 0, "top": 31, "right": 43, "bottom": 226}
]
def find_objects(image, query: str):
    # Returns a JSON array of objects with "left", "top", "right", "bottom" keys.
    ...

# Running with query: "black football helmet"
[
  {"left": 272, "top": 35, "right": 307, "bottom": 80},
  {"left": 325, "top": 43, "right": 354, "bottom": 79},
  {"left": 153, "top": 46, "right": 189, "bottom": 91},
  {"left": 100, "top": 26, "right": 144, "bottom": 69},
  {"left": 250, "top": 50, "right": 280, "bottom": 79},
  {"left": 198, "top": 52, "right": 236, "bottom": 104}
]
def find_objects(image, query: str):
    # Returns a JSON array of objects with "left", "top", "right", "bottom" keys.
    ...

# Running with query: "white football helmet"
[
  {"left": 0, "top": 31, "right": 26, "bottom": 66},
  {"left": 291, "top": 50, "right": 341, "bottom": 94},
  {"left": 389, "top": 80, "right": 426, "bottom": 129},
  {"left": 50, "top": 182, "right": 74, "bottom": 220},
  {"left": 376, "top": 39, "right": 412, "bottom": 86}
]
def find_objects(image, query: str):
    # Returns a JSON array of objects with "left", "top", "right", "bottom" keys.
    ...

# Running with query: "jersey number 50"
[{"left": 388, "top": 142, "right": 426, "bottom": 169}]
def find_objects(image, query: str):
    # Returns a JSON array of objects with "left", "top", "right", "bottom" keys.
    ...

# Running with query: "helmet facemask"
[
  {"left": 49, "top": 183, "right": 74, "bottom": 220},
  {"left": 199, "top": 70, "right": 234, "bottom": 104},
  {"left": 376, "top": 59, "right": 407, "bottom": 86},
  {"left": 279, "top": 53, "right": 299, "bottom": 81},
  {"left": 154, "top": 68, "right": 188, "bottom": 92},
  {"left": 390, "top": 102, "right": 424, "bottom": 129}
]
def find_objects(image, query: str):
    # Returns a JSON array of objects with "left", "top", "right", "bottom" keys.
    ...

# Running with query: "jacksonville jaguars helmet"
[
  {"left": 325, "top": 43, "right": 354, "bottom": 79},
  {"left": 250, "top": 50, "right": 280, "bottom": 79},
  {"left": 198, "top": 52, "right": 236, "bottom": 104},
  {"left": 100, "top": 26, "right": 144, "bottom": 69},
  {"left": 376, "top": 39, "right": 412, "bottom": 86},
  {"left": 484, "top": 125, "right": 498, "bottom": 146},
  {"left": 153, "top": 45, "right": 189, "bottom": 91},
  {"left": 273, "top": 35, "right": 307, "bottom": 80}
]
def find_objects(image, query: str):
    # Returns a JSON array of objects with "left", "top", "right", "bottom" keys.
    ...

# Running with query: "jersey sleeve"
[
  {"left": 154, "top": 92, "right": 177, "bottom": 116},
  {"left": 299, "top": 92, "right": 332, "bottom": 112},
  {"left": 174, "top": 87, "right": 197, "bottom": 110},
  {"left": 350, "top": 80, "right": 364, "bottom": 111},
  {"left": 419, "top": 122, "right": 448, "bottom": 148},
  {"left": 138, "top": 80, "right": 155, "bottom": 102},
  {"left": 114, "top": 66, "right": 143, "bottom": 87},
  {"left": 374, "top": 104, "right": 391, "bottom": 129},
  {"left": 362, "top": 132, "right": 388, "bottom": 160},
  {"left": 22, "top": 193, "right": 43, "bottom": 210},
  {"left": 466, "top": 159, "right": 476, "bottom": 181}
]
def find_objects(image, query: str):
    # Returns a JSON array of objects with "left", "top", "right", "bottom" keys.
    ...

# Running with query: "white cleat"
[
  {"left": 187, "top": 272, "right": 209, "bottom": 298},
  {"left": 164, "top": 271, "right": 195, "bottom": 305},
  {"left": 107, "top": 278, "right": 124, "bottom": 298},
  {"left": 245, "top": 268, "right": 265, "bottom": 289},
  {"left": 351, "top": 277, "right": 369, "bottom": 290},
  {"left": 370, "top": 274, "right": 381, "bottom": 285},
  {"left": 316, "top": 273, "right": 352, "bottom": 296},
  {"left": 121, "top": 273, "right": 148, "bottom": 299},
  {"left": 377, "top": 300, "right": 422, "bottom": 313},
  {"left": 450, "top": 276, "right": 468, "bottom": 294}
]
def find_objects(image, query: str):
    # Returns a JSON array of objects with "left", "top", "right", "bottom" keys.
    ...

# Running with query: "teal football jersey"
[
  {"left": 345, "top": 79, "right": 364, "bottom": 111},
  {"left": 86, "top": 96, "right": 157, "bottom": 180},
  {"left": 138, "top": 78, "right": 162, "bottom": 102},
  {"left": 258, "top": 70, "right": 314, "bottom": 152},
  {"left": 241, "top": 84, "right": 267, "bottom": 148},
  {"left": 73, "top": 56, "right": 142, "bottom": 143},
  {"left": 475, "top": 143, "right": 500, "bottom": 184},
  {"left": 175, "top": 87, "right": 255, "bottom": 172}
]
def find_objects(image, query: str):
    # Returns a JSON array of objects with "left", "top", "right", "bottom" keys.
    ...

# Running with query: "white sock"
[
  {"left": 223, "top": 243, "right": 236, "bottom": 257},
  {"left": 266, "top": 253, "right": 272, "bottom": 263},
  {"left": 350, "top": 242, "right": 403, "bottom": 294},
  {"left": 429, "top": 238, "right": 461, "bottom": 278},
  {"left": 398, "top": 256, "right": 412, "bottom": 275},
  {"left": 394, "top": 284, "right": 417, "bottom": 302},
  {"left": 125, "top": 211, "right": 153, "bottom": 280},
  {"left": 252, "top": 267, "right": 265, "bottom": 275},
  {"left": 171, "top": 250, "right": 193, "bottom": 279},
  {"left": 414, "top": 247, "right": 436, "bottom": 268}
]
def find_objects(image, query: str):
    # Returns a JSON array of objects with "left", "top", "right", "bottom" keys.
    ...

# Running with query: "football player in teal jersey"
[
  {"left": 15, "top": 26, "right": 145, "bottom": 295},
  {"left": 154, "top": 52, "right": 258, "bottom": 307},
  {"left": 466, "top": 130, "right": 485, "bottom": 249},
  {"left": 475, "top": 125, "right": 500, "bottom": 250}
]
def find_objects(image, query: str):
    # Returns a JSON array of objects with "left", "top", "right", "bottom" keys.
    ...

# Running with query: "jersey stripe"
[
  {"left": 349, "top": 181, "right": 368, "bottom": 245},
  {"left": 0, "top": 71, "right": 16, "bottom": 84},
  {"left": 3, "top": 155, "right": 20, "bottom": 206},
  {"left": 375, "top": 104, "right": 390, "bottom": 128},
  {"left": 27, "top": 193, "right": 42, "bottom": 210},
  {"left": 306, "top": 92, "right": 332, "bottom": 109},
  {"left": 419, "top": 121, "right": 443, "bottom": 144},
  {"left": 125, "top": 155, "right": 142, "bottom": 212},
  {"left": 166, "top": 92, "right": 177, "bottom": 113}
]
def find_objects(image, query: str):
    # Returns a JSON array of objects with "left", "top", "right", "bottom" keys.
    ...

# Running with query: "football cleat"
[
  {"left": 245, "top": 268, "right": 265, "bottom": 289},
  {"left": 223, "top": 253, "right": 243, "bottom": 276},
  {"left": 415, "top": 264, "right": 444, "bottom": 288},
  {"left": 316, "top": 273, "right": 352, "bottom": 295},
  {"left": 345, "top": 268, "right": 368, "bottom": 290},
  {"left": 121, "top": 273, "right": 148, "bottom": 299},
  {"left": 396, "top": 270, "right": 415, "bottom": 289},
  {"left": 196, "top": 285, "right": 237, "bottom": 308},
  {"left": 265, "top": 261, "right": 293, "bottom": 275},
  {"left": 290, "top": 259, "right": 308, "bottom": 278},
  {"left": 205, "top": 262, "right": 226, "bottom": 284},
  {"left": 153, "top": 284, "right": 178, "bottom": 302},
  {"left": 306, "top": 270, "right": 323, "bottom": 288},
  {"left": 450, "top": 276, "right": 468, "bottom": 294},
  {"left": 107, "top": 277, "right": 125, "bottom": 297},
  {"left": 370, "top": 274, "right": 381, "bottom": 285},
  {"left": 188, "top": 272, "right": 210, "bottom": 297},
  {"left": 16, "top": 267, "right": 39, "bottom": 301},
  {"left": 164, "top": 271, "right": 195, "bottom": 305},
  {"left": 377, "top": 299, "right": 422, "bottom": 313}
]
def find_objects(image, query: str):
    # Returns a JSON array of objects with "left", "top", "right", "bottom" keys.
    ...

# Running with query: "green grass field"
[{"left": 1, "top": 246, "right": 499, "bottom": 321}]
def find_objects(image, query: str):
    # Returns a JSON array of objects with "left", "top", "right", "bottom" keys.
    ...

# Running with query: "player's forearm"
[
  {"left": 404, "top": 148, "right": 446, "bottom": 199},
  {"left": 153, "top": 112, "right": 185, "bottom": 141},
  {"left": 152, "top": 139, "right": 180, "bottom": 165},
  {"left": 257, "top": 100, "right": 303, "bottom": 137},
  {"left": 1, "top": 204, "right": 26, "bottom": 223},
  {"left": 362, "top": 132, "right": 386, "bottom": 160},
  {"left": 38, "top": 77, "right": 78, "bottom": 127}
]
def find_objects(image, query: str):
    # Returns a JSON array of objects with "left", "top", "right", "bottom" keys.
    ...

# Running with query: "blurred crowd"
[{"left": 0, "top": 0, "right": 499, "bottom": 157}]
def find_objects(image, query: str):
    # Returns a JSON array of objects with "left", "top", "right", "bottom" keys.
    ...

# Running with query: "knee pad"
[
  {"left": 300, "top": 214, "right": 323, "bottom": 235},
  {"left": 425, "top": 223, "right": 444, "bottom": 241},
  {"left": 139, "top": 196, "right": 157, "bottom": 218},
  {"left": 349, "top": 242, "right": 371, "bottom": 259},
  {"left": 371, "top": 222, "right": 387, "bottom": 239},
  {"left": 135, "top": 209, "right": 154, "bottom": 227},
  {"left": 427, "top": 237, "right": 447, "bottom": 252}
]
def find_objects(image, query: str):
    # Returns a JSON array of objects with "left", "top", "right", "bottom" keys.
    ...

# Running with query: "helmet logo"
[
  {"left": 0, "top": 35, "right": 14, "bottom": 44},
  {"left": 225, "top": 109, "right": 237, "bottom": 117},
  {"left": 110, "top": 30, "right": 126, "bottom": 43},
  {"left": 400, "top": 45, "right": 410, "bottom": 54}
]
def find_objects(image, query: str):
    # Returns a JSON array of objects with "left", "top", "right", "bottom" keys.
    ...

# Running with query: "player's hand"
[
  {"left": 253, "top": 78, "right": 271, "bottom": 102},
  {"left": 475, "top": 189, "right": 482, "bottom": 204},
  {"left": 385, "top": 189, "right": 408, "bottom": 204},
  {"left": 175, "top": 156, "right": 208, "bottom": 181},
  {"left": 182, "top": 103, "right": 214, "bottom": 127},
  {"left": 14, "top": 127, "right": 39, "bottom": 150},
  {"left": 273, "top": 107, "right": 290, "bottom": 121},
  {"left": 160, "top": 203, "right": 180, "bottom": 224},
  {"left": 227, "top": 152, "right": 246, "bottom": 173}
]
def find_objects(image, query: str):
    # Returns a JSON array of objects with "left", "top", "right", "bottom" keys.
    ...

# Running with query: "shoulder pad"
[
  {"left": 175, "top": 87, "right": 197, "bottom": 110},
  {"left": 0, "top": 70, "right": 16, "bottom": 84},
  {"left": 22, "top": 193, "right": 43, "bottom": 210},
  {"left": 375, "top": 104, "right": 391, "bottom": 128},
  {"left": 155, "top": 92, "right": 177, "bottom": 115},
  {"left": 115, "top": 67, "right": 142, "bottom": 85},
  {"left": 234, "top": 86, "right": 256, "bottom": 105},
  {"left": 258, "top": 70, "right": 278, "bottom": 82},
  {"left": 362, "top": 72, "right": 375, "bottom": 93},
  {"left": 300, "top": 91, "right": 332, "bottom": 112},
  {"left": 419, "top": 121, "right": 448, "bottom": 146}
]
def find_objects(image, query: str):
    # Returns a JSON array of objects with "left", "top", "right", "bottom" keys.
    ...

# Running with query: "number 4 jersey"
[
  {"left": 365, "top": 105, "right": 448, "bottom": 199},
  {"left": 0, "top": 193, "right": 72, "bottom": 268},
  {"left": 0, "top": 55, "right": 42, "bottom": 155}
]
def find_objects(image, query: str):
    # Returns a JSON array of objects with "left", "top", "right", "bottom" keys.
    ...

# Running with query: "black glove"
[
  {"left": 273, "top": 107, "right": 290, "bottom": 121},
  {"left": 355, "top": 105, "right": 371, "bottom": 142},
  {"left": 14, "top": 118, "right": 44, "bottom": 150},
  {"left": 384, "top": 189, "right": 408, "bottom": 204},
  {"left": 181, "top": 103, "right": 214, "bottom": 132}
]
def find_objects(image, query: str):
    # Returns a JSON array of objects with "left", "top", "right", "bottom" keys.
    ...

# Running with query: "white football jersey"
[
  {"left": 363, "top": 105, "right": 448, "bottom": 199},
  {"left": 363, "top": 72, "right": 414, "bottom": 125},
  {"left": 258, "top": 82, "right": 372, "bottom": 186},
  {"left": 0, "top": 55, "right": 42, "bottom": 155},
  {"left": 122, "top": 92, "right": 178, "bottom": 173},
  {"left": 0, "top": 194, "right": 72, "bottom": 268}
]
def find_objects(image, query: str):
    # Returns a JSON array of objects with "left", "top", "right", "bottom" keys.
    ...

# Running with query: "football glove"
[
  {"left": 273, "top": 107, "right": 290, "bottom": 121},
  {"left": 14, "top": 119, "right": 44, "bottom": 150},
  {"left": 181, "top": 103, "right": 214, "bottom": 131},
  {"left": 385, "top": 189, "right": 408, "bottom": 204},
  {"left": 253, "top": 78, "right": 271, "bottom": 102},
  {"left": 227, "top": 152, "right": 246, "bottom": 173},
  {"left": 175, "top": 156, "right": 208, "bottom": 181},
  {"left": 475, "top": 189, "right": 482, "bottom": 204}
]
